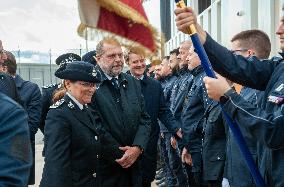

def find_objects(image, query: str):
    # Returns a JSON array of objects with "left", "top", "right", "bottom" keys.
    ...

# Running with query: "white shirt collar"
[
  {"left": 66, "top": 92, "right": 84, "bottom": 110},
  {"left": 131, "top": 73, "right": 144, "bottom": 80},
  {"left": 101, "top": 70, "right": 118, "bottom": 80}
]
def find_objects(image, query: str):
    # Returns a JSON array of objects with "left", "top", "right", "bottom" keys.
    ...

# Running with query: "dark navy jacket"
[
  {"left": 159, "top": 75, "right": 178, "bottom": 133},
  {"left": 204, "top": 33, "right": 284, "bottom": 187},
  {"left": 41, "top": 95, "right": 107, "bottom": 187},
  {"left": 0, "top": 72, "right": 21, "bottom": 103},
  {"left": 0, "top": 92, "right": 32, "bottom": 186},
  {"left": 170, "top": 68, "right": 193, "bottom": 125},
  {"left": 225, "top": 87, "right": 262, "bottom": 186},
  {"left": 203, "top": 101, "right": 226, "bottom": 182},
  {"left": 40, "top": 83, "right": 61, "bottom": 133},
  {"left": 181, "top": 65, "right": 212, "bottom": 172},
  {"left": 15, "top": 74, "right": 42, "bottom": 139},
  {"left": 139, "top": 75, "right": 179, "bottom": 182}
]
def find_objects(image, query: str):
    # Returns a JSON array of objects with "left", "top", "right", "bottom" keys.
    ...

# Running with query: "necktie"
[{"left": 111, "top": 78, "right": 119, "bottom": 90}]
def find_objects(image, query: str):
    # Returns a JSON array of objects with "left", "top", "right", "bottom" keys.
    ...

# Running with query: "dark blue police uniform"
[
  {"left": 169, "top": 67, "right": 194, "bottom": 184},
  {"left": 40, "top": 61, "right": 107, "bottom": 187},
  {"left": 204, "top": 33, "right": 284, "bottom": 187},
  {"left": 40, "top": 83, "right": 62, "bottom": 132},
  {"left": 159, "top": 75, "right": 188, "bottom": 187},
  {"left": 181, "top": 65, "right": 212, "bottom": 186},
  {"left": 170, "top": 67, "right": 193, "bottom": 122},
  {"left": 225, "top": 87, "right": 262, "bottom": 187},
  {"left": 202, "top": 101, "right": 226, "bottom": 186},
  {"left": 0, "top": 92, "right": 32, "bottom": 186}
]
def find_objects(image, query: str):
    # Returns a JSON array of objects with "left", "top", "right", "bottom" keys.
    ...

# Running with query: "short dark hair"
[
  {"left": 3, "top": 51, "right": 17, "bottom": 75},
  {"left": 170, "top": 48, "right": 180, "bottom": 56},
  {"left": 163, "top": 56, "right": 170, "bottom": 60},
  {"left": 231, "top": 29, "right": 271, "bottom": 59}
]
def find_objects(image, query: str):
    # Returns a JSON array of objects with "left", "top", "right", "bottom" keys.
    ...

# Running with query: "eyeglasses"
[
  {"left": 104, "top": 53, "right": 123, "bottom": 60},
  {"left": 230, "top": 49, "right": 248, "bottom": 55},
  {"left": 76, "top": 81, "right": 96, "bottom": 88}
]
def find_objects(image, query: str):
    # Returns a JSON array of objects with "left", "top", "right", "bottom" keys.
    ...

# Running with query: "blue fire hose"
[{"left": 174, "top": 1, "right": 266, "bottom": 186}]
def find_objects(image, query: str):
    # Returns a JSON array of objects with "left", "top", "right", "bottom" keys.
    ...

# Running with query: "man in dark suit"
[
  {"left": 3, "top": 51, "right": 41, "bottom": 185},
  {"left": 125, "top": 48, "right": 182, "bottom": 187},
  {"left": 90, "top": 38, "right": 151, "bottom": 187},
  {"left": 0, "top": 91, "right": 32, "bottom": 186}
]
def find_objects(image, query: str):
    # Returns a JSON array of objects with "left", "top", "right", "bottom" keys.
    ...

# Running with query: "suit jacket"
[
  {"left": 0, "top": 92, "right": 32, "bottom": 186},
  {"left": 15, "top": 74, "right": 42, "bottom": 184},
  {"left": 90, "top": 67, "right": 151, "bottom": 187},
  {"left": 15, "top": 74, "right": 42, "bottom": 139},
  {"left": 139, "top": 75, "right": 179, "bottom": 182},
  {"left": 41, "top": 95, "right": 111, "bottom": 187}
]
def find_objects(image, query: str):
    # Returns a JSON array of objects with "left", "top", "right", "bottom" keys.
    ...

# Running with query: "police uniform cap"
[
  {"left": 55, "top": 53, "right": 81, "bottom": 66},
  {"left": 55, "top": 61, "right": 101, "bottom": 83},
  {"left": 82, "top": 50, "right": 97, "bottom": 66}
]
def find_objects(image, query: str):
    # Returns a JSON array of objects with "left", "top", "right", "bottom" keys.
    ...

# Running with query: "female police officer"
[{"left": 40, "top": 61, "right": 104, "bottom": 187}]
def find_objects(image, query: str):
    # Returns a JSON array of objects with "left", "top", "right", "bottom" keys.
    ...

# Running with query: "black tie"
[{"left": 111, "top": 78, "right": 119, "bottom": 90}]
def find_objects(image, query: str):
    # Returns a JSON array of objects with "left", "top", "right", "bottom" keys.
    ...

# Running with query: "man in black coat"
[
  {"left": 3, "top": 51, "right": 41, "bottom": 185},
  {"left": 125, "top": 49, "right": 182, "bottom": 187},
  {"left": 90, "top": 38, "right": 151, "bottom": 187}
]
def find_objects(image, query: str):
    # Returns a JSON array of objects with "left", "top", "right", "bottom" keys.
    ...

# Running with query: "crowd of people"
[{"left": 0, "top": 3, "right": 284, "bottom": 187}]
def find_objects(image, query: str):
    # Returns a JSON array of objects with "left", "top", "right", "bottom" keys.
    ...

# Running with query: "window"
[{"left": 198, "top": 0, "right": 211, "bottom": 13}]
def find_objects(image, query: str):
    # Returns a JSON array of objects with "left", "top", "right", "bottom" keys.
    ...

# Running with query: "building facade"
[
  {"left": 17, "top": 63, "right": 60, "bottom": 89},
  {"left": 161, "top": 0, "right": 283, "bottom": 57}
]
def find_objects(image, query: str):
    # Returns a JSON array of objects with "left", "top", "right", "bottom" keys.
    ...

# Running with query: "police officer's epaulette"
[
  {"left": 42, "top": 83, "right": 57, "bottom": 89},
  {"left": 50, "top": 98, "right": 65, "bottom": 109}
]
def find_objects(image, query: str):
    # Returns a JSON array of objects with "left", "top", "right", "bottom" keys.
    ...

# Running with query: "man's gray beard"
[
  {"left": 108, "top": 70, "right": 121, "bottom": 77},
  {"left": 105, "top": 67, "right": 122, "bottom": 77}
]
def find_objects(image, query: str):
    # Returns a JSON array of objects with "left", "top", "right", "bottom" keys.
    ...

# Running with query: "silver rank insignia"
[
  {"left": 275, "top": 84, "right": 284, "bottom": 92},
  {"left": 268, "top": 95, "right": 284, "bottom": 105},
  {"left": 92, "top": 68, "right": 97, "bottom": 77},
  {"left": 50, "top": 99, "right": 64, "bottom": 108},
  {"left": 68, "top": 101, "right": 74, "bottom": 109}
]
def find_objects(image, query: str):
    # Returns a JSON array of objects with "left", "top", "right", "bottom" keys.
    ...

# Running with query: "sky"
[{"left": 0, "top": 0, "right": 161, "bottom": 52}]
